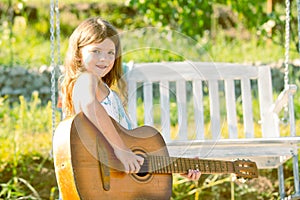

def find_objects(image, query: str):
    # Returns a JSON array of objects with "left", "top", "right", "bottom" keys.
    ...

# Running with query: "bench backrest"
[{"left": 126, "top": 61, "right": 279, "bottom": 143}]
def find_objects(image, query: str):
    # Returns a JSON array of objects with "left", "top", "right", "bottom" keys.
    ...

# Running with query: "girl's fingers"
[
  {"left": 124, "top": 164, "right": 129, "bottom": 174},
  {"left": 136, "top": 155, "right": 144, "bottom": 166},
  {"left": 187, "top": 169, "right": 201, "bottom": 180}
]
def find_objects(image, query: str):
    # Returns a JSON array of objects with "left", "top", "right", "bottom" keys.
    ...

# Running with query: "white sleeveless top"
[{"left": 100, "top": 85, "right": 132, "bottom": 130}]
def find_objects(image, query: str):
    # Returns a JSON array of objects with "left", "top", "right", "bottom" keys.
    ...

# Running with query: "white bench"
[{"left": 125, "top": 61, "right": 300, "bottom": 199}]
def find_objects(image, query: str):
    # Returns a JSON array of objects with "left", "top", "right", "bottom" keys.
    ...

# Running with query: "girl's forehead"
[{"left": 85, "top": 38, "right": 115, "bottom": 49}]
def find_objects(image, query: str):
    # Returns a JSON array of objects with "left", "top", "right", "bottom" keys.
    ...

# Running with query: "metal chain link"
[
  {"left": 284, "top": 0, "right": 291, "bottom": 89},
  {"left": 50, "top": 0, "right": 60, "bottom": 135},
  {"left": 297, "top": 0, "right": 300, "bottom": 54},
  {"left": 55, "top": 0, "right": 61, "bottom": 67}
]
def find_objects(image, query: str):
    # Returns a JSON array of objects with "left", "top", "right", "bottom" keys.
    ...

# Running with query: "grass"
[{"left": 0, "top": 92, "right": 60, "bottom": 199}]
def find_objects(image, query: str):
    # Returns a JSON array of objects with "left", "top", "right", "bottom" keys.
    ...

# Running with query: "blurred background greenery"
[
  {"left": 1, "top": 0, "right": 300, "bottom": 68},
  {"left": 1, "top": 0, "right": 300, "bottom": 199}
]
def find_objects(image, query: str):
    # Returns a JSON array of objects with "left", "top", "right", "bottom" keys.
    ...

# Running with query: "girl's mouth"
[{"left": 96, "top": 65, "right": 107, "bottom": 69}]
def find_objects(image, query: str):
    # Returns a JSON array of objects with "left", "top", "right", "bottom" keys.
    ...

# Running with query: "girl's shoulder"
[
  {"left": 77, "top": 72, "right": 97, "bottom": 82},
  {"left": 75, "top": 72, "right": 98, "bottom": 88},
  {"left": 72, "top": 72, "right": 99, "bottom": 106}
]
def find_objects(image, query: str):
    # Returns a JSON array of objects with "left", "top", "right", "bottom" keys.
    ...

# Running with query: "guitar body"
[{"left": 53, "top": 112, "right": 172, "bottom": 200}]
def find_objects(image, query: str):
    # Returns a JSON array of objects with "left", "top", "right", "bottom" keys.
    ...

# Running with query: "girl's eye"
[
  {"left": 92, "top": 50, "right": 101, "bottom": 54},
  {"left": 108, "top": 51, "right": 115, "bottom": 55}
]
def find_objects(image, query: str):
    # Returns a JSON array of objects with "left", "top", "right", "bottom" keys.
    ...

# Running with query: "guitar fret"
[
  {"left": 155, "top": 156, "right": 159, "bottom": 173},
  {"left": 192, "top": 159, "right": 196, "bottom": 171},
  {"left": 168, "top": 157, "right": 172, "bottom": 173},
  {"left": 221, "top": 161, "right": 226, "bottom": 173},
  {"left": 195, "top": 160, "right": 199, "bottom": 171},
  {"left": 157, "top": 156, "right": 161, "bottom": 173},
  {"left": 178, "top": 158, "right": 183, "bottom": 173},
  {"left": 188, "top": 158, "right": 192, "bottom": 172},
  {"left": 215, "top": 161, "right": 221, "bottom": 173},
  {"left": 205, "top": 160, "right": 210, "bottom": 173},
  {"left": 157, "top": 156, "right": 162, "bottom": 173},
  {"left": 185, "top": 158, "right": 189, "bottom": 173},
  {"left": 171, "top": 157, "right": 175, "bottom": 173},
  {"left": 173, "top": 159, "right": 177, "bottom": 173},
  {"left": 199, "top": 160, "right": 204, "bottom": 172},
  {"left": 221, "top": 161, "right": 227, "bottom": 173},
  {"left": 189, "top": 159, "right": 193, "bottom": 171},
  {"left": 151, "top": 156, "right": 155, "bottom": 173},
  {"left": 165, "top": 157, "right": 169, "bottom": 173},
  {"left": 159, "top": 156, "right": 163, "bottom": 173},
  {"left": 160, "top": 156, "right": 166, "bottom": 173},
  {"left": 161, "top": 156, "right": 166, "bottom": 173},
  {"left": 181, "top": 158, "right": 185, "bottom": 173},
  {"left": 227, "top": 161, "right": 233, "bottom": 173},
  {"left": 211, "top": 161, "right": 215, "bottom": 173},
  {"left": 226, "top": 161, "right": 230, "bottom": 173}
]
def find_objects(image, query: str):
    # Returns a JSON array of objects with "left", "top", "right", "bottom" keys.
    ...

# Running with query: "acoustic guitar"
[{"left": 53, "top": 112, "right": 258, "bottom": 200}]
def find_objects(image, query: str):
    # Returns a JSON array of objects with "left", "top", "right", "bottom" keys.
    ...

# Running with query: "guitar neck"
[{"left": 146, "top": 156, "right": 235, "bottom": 175}]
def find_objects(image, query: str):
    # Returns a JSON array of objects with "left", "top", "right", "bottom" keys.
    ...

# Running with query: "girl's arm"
[{"left": 72, "top": 72, "right": 144, "bottom": 173}]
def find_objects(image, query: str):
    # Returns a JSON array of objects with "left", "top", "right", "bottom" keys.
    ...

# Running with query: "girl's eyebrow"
[{"left": 90, "top": 47, "right": 115, "bottom": 51}]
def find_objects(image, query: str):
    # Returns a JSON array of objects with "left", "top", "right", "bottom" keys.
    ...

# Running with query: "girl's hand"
[
  {"left": 114, "top": 147, "right": 144, "bottom": 174},
  {"left": 181, "top": 169, "right": 201, "bottom": 180},
  {"left": 181, "top": 157, "right": 201, "bottom": 180}
]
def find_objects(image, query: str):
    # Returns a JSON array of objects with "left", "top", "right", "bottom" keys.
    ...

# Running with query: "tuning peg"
[
  {"left": 231, "top": 174, "right": 237, "bottom": 182},
  {"left": 237, "top": 177, "right": 248, "bottom": 183}
]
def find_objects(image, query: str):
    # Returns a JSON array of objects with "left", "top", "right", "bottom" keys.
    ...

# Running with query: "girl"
[{"left": 60, "top": 17, "right": 200, "bottom": 179}]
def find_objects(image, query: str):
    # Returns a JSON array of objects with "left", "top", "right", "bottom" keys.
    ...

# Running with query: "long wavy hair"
[{"left": 60, "top": 17, "right": 125, "bottom": 117}]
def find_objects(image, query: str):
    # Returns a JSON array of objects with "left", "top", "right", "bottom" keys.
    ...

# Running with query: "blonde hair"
[{"left": 60, "top": 17, "right": 125, "bottom": 116}]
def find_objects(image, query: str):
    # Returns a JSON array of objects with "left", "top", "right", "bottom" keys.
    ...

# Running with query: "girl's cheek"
[{"left": 83, "top": 54, "right": 93, "bottom": 65}]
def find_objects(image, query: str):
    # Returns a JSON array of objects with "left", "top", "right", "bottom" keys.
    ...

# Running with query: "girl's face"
[{"left": 80, "top": 38, "right": 116, "bottom": 78}]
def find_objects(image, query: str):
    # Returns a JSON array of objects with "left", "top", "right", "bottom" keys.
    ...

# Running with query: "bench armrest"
[{"left": 272, "top": 84, "right": 297, "bottom": 114}]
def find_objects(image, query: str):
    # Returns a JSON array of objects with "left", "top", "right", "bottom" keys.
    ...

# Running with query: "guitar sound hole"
[
  {"left": 136, "top": 161, "right": 149, "bottom": 177},
  {"left": 131, "top": 152, "right": 153, "bottom": 183}
]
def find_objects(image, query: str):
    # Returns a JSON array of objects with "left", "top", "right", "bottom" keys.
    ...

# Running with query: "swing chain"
[
  {"left": 55, "top": 0, "right": 61, "bottom": 67},
  {"left": 284, "top": 0, "right": 290, "bottom": 90},
  {"left": 50, "top": 0, "right": 61, "bottom": 135},
  {"left": 279, "top": 0, "right": 291, "bottom": 125}
]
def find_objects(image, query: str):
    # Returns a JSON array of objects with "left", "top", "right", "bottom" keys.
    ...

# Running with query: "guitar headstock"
[{"left": 233, "top": 159, "right": 258, "bottom": 179}]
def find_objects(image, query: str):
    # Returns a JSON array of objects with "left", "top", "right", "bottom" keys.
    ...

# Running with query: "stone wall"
[{"left": 0, "top": 65, "right": 60, "bottom": 104}]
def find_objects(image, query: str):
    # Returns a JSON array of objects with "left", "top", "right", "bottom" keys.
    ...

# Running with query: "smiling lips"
[{"left": 96, "top": 65, "right": 107, "bottom": 69}]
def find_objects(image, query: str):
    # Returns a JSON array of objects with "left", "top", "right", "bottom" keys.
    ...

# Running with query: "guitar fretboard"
[{"left": 147, "top": 156, "right": 234, "bottom": 174}]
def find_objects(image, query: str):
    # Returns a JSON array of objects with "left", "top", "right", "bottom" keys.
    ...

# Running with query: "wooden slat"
[
  {"left": 127, "top": 80, "right": 137, "bottom": 128},
  {"left": 176, "top": 80, "right": 187, "bottom": 140},
  {"left": 143, "top": 82, "right": 153, "bottom": 126},
  {"left": 208, "top": 80, "right": 220, "bottom": 139},
  {"left": 167, "top": 137, "right": 300, "bottom": 169},
  {"left": 192, "top": 80, "right": 204, "bottom": 140},
  {"left": 224, "top": 79, "right": 238, "bottom": 139},
  {"left": 160, "top": 81, "right": 171, "bottom": 142},
  {"left": 241, "top": 78, "right": 254, "bottom": 138},
  {"left": 258, "top": 67, "right": 279, "bottom": 137},
  {"left": 126, "top": 62, "right": 259, "bottom": 82}
]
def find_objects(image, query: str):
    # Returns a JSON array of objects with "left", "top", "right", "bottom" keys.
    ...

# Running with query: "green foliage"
[
  {"left": 1, "top": 0, "right": 300, "bottom": 69},
  {"left": 129, "top": 0, "right": 212, "bottom": 40},
  {"left": 0, "top": 92, "right": 59, "bottom": 162},
  {"left": 0, "top": 92, "right": 59, "bottom": 199},
  {"left": 172, "top": 173, "right": 280, "bottom": 199},
  {"left": 217, "top": 0, "right": 266, "bottom": 28},
  {"left": 0, "top": 177, "right": 40, "bottom": 199}
]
